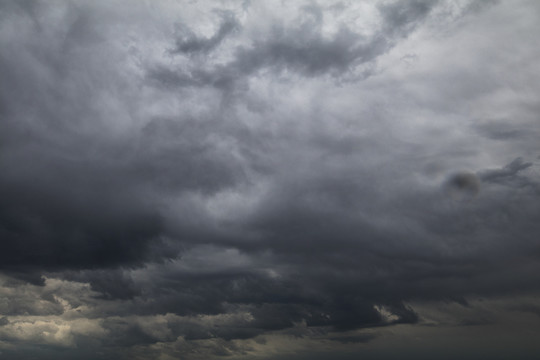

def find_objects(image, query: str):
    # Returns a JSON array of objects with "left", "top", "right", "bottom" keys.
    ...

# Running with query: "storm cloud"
[{"left": 1, "top": 0, "right": 540, "bottom": 359}]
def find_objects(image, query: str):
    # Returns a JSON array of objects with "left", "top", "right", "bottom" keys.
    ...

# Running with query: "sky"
[{"left": 1, "top": 0, "right": 540, "bottom": 359}]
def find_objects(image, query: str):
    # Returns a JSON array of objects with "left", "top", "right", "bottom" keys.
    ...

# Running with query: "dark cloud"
[
  {"left": 0, "top": 1, "right": 245, "bottom": 272},
  {"left": 444, "top": 171, "right": 481, "bottom": 198},
  {"left": 473, "top": 119, "right": 532, "bottom": 140},
  {"left": 327, "top": 333, "right": 379, "bottom": 344},
  {"left": 69, "top": 269, "right": 142, "bottom": 300},
  {"left": 1, "top": 0, "right": 540, "bottom": 359},
  {"left": 379, "top": 0, "right": 435, "bottom": 34},
  {"left": 0, "top": 168, "right": 165, "bottom": 270},
  {"left": 0, "top": 317, "right": 9, "bottom": 326},
  {"left": 479, "top": 157, "right": 533, "bottom": 186}
]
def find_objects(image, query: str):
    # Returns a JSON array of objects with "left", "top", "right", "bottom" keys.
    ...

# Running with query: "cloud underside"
[{"left": 1, "top": 0, "right": 540, "bottom": 359}]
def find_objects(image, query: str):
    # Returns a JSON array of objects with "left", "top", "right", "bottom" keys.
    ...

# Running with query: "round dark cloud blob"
[{"left": 444, "top": 171, "right": 481, "bottom": 200}]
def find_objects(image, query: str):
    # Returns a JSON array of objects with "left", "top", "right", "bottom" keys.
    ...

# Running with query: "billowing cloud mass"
[{"left": 1, "top": 0, "right": 540, "bottom": 359}]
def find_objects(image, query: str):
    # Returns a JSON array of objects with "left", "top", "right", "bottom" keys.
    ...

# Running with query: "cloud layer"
[{"left": 1, "top": 0, "right": 540, "bottom": 359}]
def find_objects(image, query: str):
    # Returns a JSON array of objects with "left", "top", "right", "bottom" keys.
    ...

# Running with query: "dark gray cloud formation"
[
  {"left": 1, "top": 0, "right": 540, "bottom": 359},
  {"left": 151, "top": 0, "right": 437, "bottom": 90}
]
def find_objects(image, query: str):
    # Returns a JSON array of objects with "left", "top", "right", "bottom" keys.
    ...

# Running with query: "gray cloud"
[
  {"left": 479, "top": 157, "right": 534, "bottom": 186},
  {"left": 1, "top": 0, "right": 540, "bottom": 359},
  {"left": 173, "top": 11, "right": 240, "bottom": 55},
  {"left": 444, "top": 171, "right": 481, "bottom": 198},
  {"left": 150, "top": 0, "right": 439, "bottom": 92}
]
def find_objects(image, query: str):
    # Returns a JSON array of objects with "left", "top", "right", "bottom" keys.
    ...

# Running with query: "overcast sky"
[{"left": 1, "top": 0, "right": 540, "bottom": 359}]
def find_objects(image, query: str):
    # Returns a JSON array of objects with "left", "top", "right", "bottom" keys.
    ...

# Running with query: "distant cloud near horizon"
[{"left": 1, "top": 0, "right": 540, "bottom": 359}]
